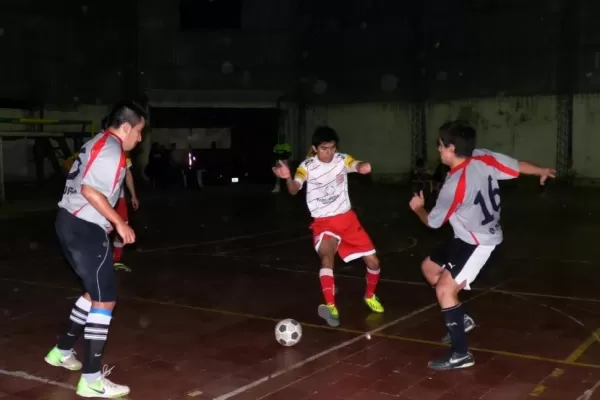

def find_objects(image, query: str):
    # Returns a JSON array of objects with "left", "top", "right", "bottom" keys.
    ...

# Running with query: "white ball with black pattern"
[{"left": 274, "top": 319, "right": 303, "bottom": 347}]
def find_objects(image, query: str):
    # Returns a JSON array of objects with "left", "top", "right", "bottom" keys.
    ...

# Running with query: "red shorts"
[
  {"left": 115, "top": 197, "right": 129, "bottom": 224},
  {"left": 311, "top": 210, "right": 376, "bottom": 262}
]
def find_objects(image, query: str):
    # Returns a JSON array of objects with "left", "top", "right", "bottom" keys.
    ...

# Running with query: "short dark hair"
[
  {"left": 312, "top": 126, "right": 339, "bottom": 147},
  {"left": 438, "top": 120, "right": 476, "bottom": 158},
  {"left": 105, "top": 101, "right": 147, "bottom": 130},
  {"left": 100, "top": 116, "right": 108, "bottom": 130}
]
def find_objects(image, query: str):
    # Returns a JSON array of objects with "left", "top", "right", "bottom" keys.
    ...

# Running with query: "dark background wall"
[{"left": 0, "top": 0, "right": 596, "bottom": 106}]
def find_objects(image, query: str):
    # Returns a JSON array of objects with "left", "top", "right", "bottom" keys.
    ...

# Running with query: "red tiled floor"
[{"left": 2, "top": 187, "right": 600, "bottom": 399}]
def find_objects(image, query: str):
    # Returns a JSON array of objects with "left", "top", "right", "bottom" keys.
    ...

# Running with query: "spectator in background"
[
  {"left": 412, "top": 158, "right": 434, "bottom": 194},
  {"left": 145, "top": 142, "right": 166, "bottom": 189},
  {"left": 432, "top": 161, "right": 450, "bottom": 192},
  {"left": 272, "top": 142, "right": 292, "bottom": 193}
]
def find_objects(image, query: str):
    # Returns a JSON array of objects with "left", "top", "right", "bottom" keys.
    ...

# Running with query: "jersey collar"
[
  {"left": 103, "top": 129, "right": 123, "bottom": 144},
  {"left": 449, "top": 158, "right": 471, "bottom": 175}
]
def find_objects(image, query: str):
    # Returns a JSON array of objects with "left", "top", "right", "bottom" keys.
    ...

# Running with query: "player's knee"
[
  {"left": 434, "top": 282, "right": 452, "bottom": 301},
  {"left": 421, "top": 258, "right": 439, "bottom": 279},
  {"left": 364, "top": 255, "right": 380, "bottom": 270}
]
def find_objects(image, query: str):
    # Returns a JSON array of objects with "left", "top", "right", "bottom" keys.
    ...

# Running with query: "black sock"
[
  {"left": 83, "top": 309, "right": 112, "bottom": 378},
  {"left": 442, "top": 303, "right": 468, "bottom": 354},
  {"left": 57, "top": 296, "right": 91, "bottom": 352}
]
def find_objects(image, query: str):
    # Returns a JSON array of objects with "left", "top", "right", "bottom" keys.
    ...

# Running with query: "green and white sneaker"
[
  {"left": 44, "top": 346, "right": 82, "bottom": 371},
  {"left": 318, "top": 304, "right": 340, "bottom": 327},
  {"left": 76, "top": 366, "right": 130, "bottom": 398},
  {"left": 113, "top": 262, "right": 131, "bottom": 272}
]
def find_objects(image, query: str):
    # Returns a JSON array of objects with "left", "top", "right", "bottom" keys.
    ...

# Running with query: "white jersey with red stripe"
[
  {"left": 428, "top": 149, "right": 520, "bottom": 245},
  {"left": 58, "top": 131, "right": 127, "bottom": 230},
  {"left": 294, "top": 152, "right": 360, "bottom": 218}
]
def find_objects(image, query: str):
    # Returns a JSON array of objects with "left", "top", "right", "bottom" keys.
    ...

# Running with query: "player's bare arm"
[
  {"left": 81, "top": 185, "right": 135, "bottom": 243},
  {"left": 285, "top": 178, "right": 302, "bottom": 195},
  {"left": 356, "top": 162, "right": 372, "bottom": 174},
  {"left": 517, "top": 161, "right": 556, "bottom": 185},
  {"left": 272, "top": 161, "right": 302, "bottom": 195},
  {"left": 125, "top": 169, "right": 139, "bottom": 210},
  {"left": 409, "top": 191, "right": 429, "bottom": 225}
]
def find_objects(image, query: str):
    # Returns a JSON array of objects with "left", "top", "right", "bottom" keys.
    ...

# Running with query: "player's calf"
[
  {"left": 45, "top": 294, "right": 92, "bottom": 371},
  {"left": 431, "top": 274, "right": 474, "bottom": 370},
  {"left": 363, "top": 255, "right": 384, "bottom": 312},
  {"left": 317, "top": 239, "right": 341, "bottom": 326},
  {"left": 441, "top": 313, "right": 476, "bottom": 344},
  {"left": 319, "top": 267, "right": 336, "bottom": 306}
]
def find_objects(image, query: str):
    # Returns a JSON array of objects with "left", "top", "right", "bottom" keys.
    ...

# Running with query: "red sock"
[
  {"left": 365, "top": 267, "right": 380, "bottom": 298},
  {"left": 113, "top": 242, "right": 123, "bottom": 263},
  {"left": 319, "top": 268, "right": 335, "bottom": 305}
]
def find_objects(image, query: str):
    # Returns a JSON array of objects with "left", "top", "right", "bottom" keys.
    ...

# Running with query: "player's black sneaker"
[{"left": 428, "top": 351, "right": 475, "bottom": 371}]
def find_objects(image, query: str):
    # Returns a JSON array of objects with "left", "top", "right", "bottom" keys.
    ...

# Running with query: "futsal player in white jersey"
[
  {"left": 44, "top": 102, "right": 145, "bottom": 398},
  {"left": 273, "top": 126, "right": 384, "bottom": 327},
  {"left": 410, "top": 120, "right": 555, "bottom": 370}
]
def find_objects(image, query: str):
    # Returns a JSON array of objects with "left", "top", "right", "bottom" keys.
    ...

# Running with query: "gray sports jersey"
[
  {"left": 428, "top": 149, "right": 520, "bottom": 245},
  {"left": 58, "top": 132, "right": 127, "bottom": 230}
]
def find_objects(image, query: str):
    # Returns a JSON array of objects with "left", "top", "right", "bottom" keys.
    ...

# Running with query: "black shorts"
[
  {"left": 55, "top": 208, "right": 116, "bottom": 302},
  {"left": 429, "top": 238, "right": 496, "bottom": 290}
]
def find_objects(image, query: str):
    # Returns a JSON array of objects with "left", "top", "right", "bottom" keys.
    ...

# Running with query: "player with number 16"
[{"left": 409, "top": 120, "right": 555, "bottom": 371}]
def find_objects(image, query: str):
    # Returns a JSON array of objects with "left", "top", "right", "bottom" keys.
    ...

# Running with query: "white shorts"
[{"left": 429, "top": 238, "right": 496, "bottom": 290}]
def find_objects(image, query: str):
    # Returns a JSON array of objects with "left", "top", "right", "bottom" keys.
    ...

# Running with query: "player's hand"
[
  {"left": 131, "top": 196, "right": 139, "bottom": 211},
  {"left": 409, "top": 191, "right": 425, "bottom": 211},
  {"left": 357, "top": 162, "right": 372, "bottom": 174},
  {"left": 116, "top": 222, "right": 136, "bottom": 244},
  {"left": 540, "top": 168, "right": 556, "bottom": 185},
  {"left": 272, "top": 160, "right": 291, "bottom": 179}
]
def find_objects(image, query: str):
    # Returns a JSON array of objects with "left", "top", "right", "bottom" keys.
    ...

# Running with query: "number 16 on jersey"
[{"left": 474, "top": 175, "right": 502, "bottom": 233}]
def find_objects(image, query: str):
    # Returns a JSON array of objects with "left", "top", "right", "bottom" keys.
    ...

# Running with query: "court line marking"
[
  {"left": 212, "top": 234, "right": 416, "bottom": 257},
  {"left": 217, "top": 257, "right": 600, "bottom": 304},
  {"left": 577, "top": 378, "right": 600, "bottom": 400},
  {"left": 145, "top": 232, "right": 600, "bottom": 305},
  {"left": 136, "top": 227, "right": 304, "bottom": 253},
  {"left": 7, "top": 274, "right": 597, "bottom": 369},
  {"left": 508, "top": 255, "right": 600, "bottom": 265},
  {"left": 135, "top": 213, "right": 402, "bottom": 254},
  {"left": 214, "top": 235, "right": 311, "bottom": 256},
  {"left": 528, "top": 368, "right": 564, "bottom": 397},
  {"left": 213, "top": 279, "right": 518, "bottom": 400},
  {"left": 566, "top": 328, "right": 600, "bottom": 363},
  {"left": 1, "top": 274, "right": 600, "bottom": 396},
  {"left": 0, "top": 368, "right": 76, "bottom": 390},
  {"left": 212, "top": 302, "right": 438, "bottom": 400}
]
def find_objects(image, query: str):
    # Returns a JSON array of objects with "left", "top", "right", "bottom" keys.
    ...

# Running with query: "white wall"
[
  {"left": 303, "top": 96, "right": 565, "bottom": 182},
  {"left": 426, "top": 96, "right": 557, "bottom": 170},
  {"left": 573, "top": 94, "right": 600, "bottom": 179},
  {"left": 3, "top": 95, "right": 600, "bottom": 184},
  {"left": 305, "top": 103, "right": 412, "bottom": 181}
]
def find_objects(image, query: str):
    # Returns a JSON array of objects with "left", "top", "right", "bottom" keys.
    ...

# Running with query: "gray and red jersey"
[
  {"left": 428, "top": 149, "right": 520, "bottom": 245},
  {"left": 58, "top": 131, "right": 127, "bottom": 230}
]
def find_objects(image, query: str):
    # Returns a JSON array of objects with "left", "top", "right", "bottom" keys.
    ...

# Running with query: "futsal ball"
[{"left": 274, "top": 319, "right": 302, "bottom": 347}]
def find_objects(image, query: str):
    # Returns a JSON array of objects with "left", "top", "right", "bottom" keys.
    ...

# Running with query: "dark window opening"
[{"left": 179, "top": 0, "right": 242, "bottom": 32}]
